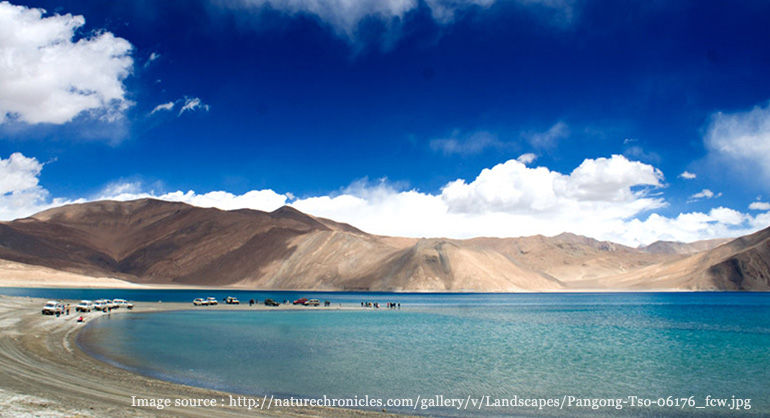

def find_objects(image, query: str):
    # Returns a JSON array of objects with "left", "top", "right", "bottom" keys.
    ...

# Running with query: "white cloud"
[
  {"left": 0, "top": 153, "right": 52, "bottom": 220},
  {"left": 0, "top": 2, "right": 133, "bottom": 125},
  {"left": 2, "top": 152, "right": 768, "bottom": 247},
  {"left": 516, "top": 153, "right": 537, "bottom": 164},
  {"left": 150, "top": 97, "right": 210, "bottom": 117},
  {"left": 689, "top": 189, "right": 722, "bottom": 201},
  {"left": 618, "top": 208, "right": 760, "bottom": 246},
  {"left": 149, "top": 101, "right": 175, "bottom": 115},
  {"left": 219, "top": 0, "right": 573, "bottom": 44},
  {"left": 144, "top": 52, "right": 160, "bottom": 68},
  {"left": 705, "top": 100, "right": 770, "bottom": 181},
  {"left": 523, "top": 121, "right": 570, "bottom": 149},
  {"left": 222, "top": 0, "right": 486, "bottom": 41},
  {"left": 178, "top": 97, "right": 210, "bottom": 116},
  {"left": 679, "top": 171, "right": 696, "bottom": 179},
  {"left": 95, "top": 187, "right": 288, "bottom": 212},
  {"left": 430, "top": 130, "right": 503, "bottom": 155},
  {"left": 623, "top": 146, "right": 660, "bottom": 164},
  {"left": 0, "top": 153, "right": 287, "bottom": 221},
  {"left": 291, "top": 158, "right": 766, "bottom": 246},
  {"left": 439, "top": 155, "right": 665, "bottom": 221}
]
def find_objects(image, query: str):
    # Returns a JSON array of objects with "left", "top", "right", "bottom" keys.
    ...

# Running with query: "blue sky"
[{"left": 1, "top": 0, "right": 770, "bottom": 245}]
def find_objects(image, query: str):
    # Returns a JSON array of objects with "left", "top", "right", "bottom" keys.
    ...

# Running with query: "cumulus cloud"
[
  {"left": 0, "top": 153, "right": 287, "bottom": 221},
  {"left": 0, "top": 153, "right": 54, "bottom": 220},
  {"left": 178, "top": 97, "right": 210, "bottom": 116},
  {"left": 0, "top": 2, "right": 133, "bottom": 125},
  {"left": 2, "top": 152, "right": 768, "bottom": 247},
  {"left": 99, "top": 188, "right": 288, "bottom": 212},
  {"left": 430, "top": 130, "right": 503, "bottom": 156},
  {"left": 618, "top": 208, "right": 765, "bottom": 246},
  {"left": 92, "top": 179, "right": 288, "bottom": 212},
  {"left": 440, "top": 155, "right": 664, "bottom": 218},
  {"left": 679, "top": 171, "right": 696, "bottom": 180},
  {"left": 705, "top": 101, "right": 770, "bottom": 181},
  {"left": 291, "top": 157, "right": 766, "bottom": 246}
]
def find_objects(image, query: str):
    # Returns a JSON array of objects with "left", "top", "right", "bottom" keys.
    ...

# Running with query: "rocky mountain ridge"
[{"left": 0, "top": 199, "right": 767, "bottom": 291}]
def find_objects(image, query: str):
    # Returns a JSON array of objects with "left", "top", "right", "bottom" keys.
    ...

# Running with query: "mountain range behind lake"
[{"left": 0, "top": 199, "right": 768, "bottom": 291}]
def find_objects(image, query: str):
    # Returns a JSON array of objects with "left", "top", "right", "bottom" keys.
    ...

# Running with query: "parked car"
[
  {"left": 206, "top": 297, "right": 218, "bottom": 306},
  {"left": 75, "top": 300, "right": 93, "bottom": 312},
  {"left": 264, "top": 298, "right": 280, "bottom": 307},
  {"left": 225, "top": 297, "right": 239, "bottom": 304},
  {"left": 193, "top": 298, "right": 206, "bottom": 306},
  {"left": 305, "top": 299, "right": 320, "bottom": 306},
  {"left": 112, "top": 299, "right": 132, "bottom": 309},
  {"left": 293, "top": 298, "right": 308, "bottom": 305},
  {"left": 42, "top": 301, "right": 64, "bottom": 315},
  {"left": 93, "top": 300, "right": 107, "bottom": 311}
]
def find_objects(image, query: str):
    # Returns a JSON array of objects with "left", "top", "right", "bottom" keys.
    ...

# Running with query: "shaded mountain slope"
[{"left": 593, "top": 227, "right": 770, "bottom": 291}]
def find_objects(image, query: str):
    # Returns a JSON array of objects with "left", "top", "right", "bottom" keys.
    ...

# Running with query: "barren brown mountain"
[{"left": 0, "top": 199, "right": 768, "bottom": 291}]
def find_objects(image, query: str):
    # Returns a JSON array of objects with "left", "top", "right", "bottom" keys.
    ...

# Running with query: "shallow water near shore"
[{"left": 70, "top": 292, "right": 770, "bottom": 417}]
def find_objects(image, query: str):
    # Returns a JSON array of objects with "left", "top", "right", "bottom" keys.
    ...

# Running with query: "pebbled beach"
[{"left": 0, "top": 295, "right": 407, "bottom": 418}]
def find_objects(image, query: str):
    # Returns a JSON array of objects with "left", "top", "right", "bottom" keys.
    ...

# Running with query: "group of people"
[
  {"left": 361, "top": 301, "right": 400, "bottom": 309},
  {"left": 55, "top": 304, "right": 71, "bottom": 317}
]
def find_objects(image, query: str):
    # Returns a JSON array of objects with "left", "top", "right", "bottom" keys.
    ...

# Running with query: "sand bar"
[{"left": 0, "top": 295, "right": 411, "bottom": 418}]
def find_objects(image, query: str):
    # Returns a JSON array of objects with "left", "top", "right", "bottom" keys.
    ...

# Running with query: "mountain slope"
[
  {"left": 594, "top": 227, "right": 770, "bottom": 290},
  {"left": 1, "top": 199, "right": 768, "bottom": 291},
  {"left": 0, "top": 199, "right": 559, "bottom": 290},
  {"left": 640, "top": 238, "right": 731, "bottom": 255}
]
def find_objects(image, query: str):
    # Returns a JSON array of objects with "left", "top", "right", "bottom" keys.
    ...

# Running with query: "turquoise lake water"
[{"left": 64, "top": 292, "right": 770, "bottom": 417}]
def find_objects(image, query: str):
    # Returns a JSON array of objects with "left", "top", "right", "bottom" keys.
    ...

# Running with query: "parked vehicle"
[
  {"left": 42, "top": 301, "right": 64, "bottom": 315},
  {"left": 305, "top": 299, "right": 320, "bottom": 306},
  {"left": 264, "top": 298, "right": 280, "bottom": 307},
  {"left": 93, "top": 300, "right": 107, "bottom": 311},
  {"left": 225, "top": 297, "right": 239, "bottom": 304},
  {"left": 206, "top": 297, "right": 218, "bottom": 305},
  {"left": 193, "top": 298, "right": 206, "bottom": 306},
  {"left": 293, "top": 298, "right": 308, "bottom": 305},
  {"left": 112, "top": 299, "right": 132, "bottom": 309},
  {"left": 75, "top": 300, "right": 93, "bottom": 312}
]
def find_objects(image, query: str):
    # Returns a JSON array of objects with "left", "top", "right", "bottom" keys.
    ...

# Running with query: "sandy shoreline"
[{"left": 0, "top": 295, "right": 412, "bottom": 418}]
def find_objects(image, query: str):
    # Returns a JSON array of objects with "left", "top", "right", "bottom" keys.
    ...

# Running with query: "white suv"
[
  {"left": 112, "top": 299, "right": 133, "bottom": 309},
  {"left": 76, "top": 300, "right": 93, "bottom": 312},
  {"left": 42, "top": 301, "right": 64, "bottom": 315}
]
